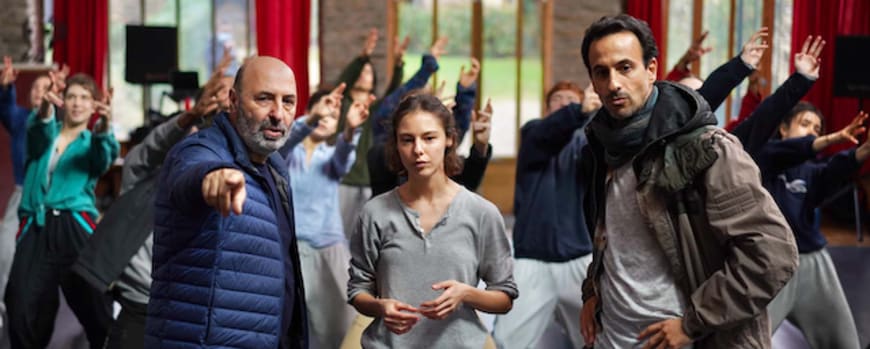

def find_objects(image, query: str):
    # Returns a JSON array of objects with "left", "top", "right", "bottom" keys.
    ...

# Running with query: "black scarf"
[{"left": 589, "top": 86, "right": 659, "bottom": 167}]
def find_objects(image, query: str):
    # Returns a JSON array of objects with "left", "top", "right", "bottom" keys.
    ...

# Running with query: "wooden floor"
[{"left": 821, "top": 215, "right": 870, "bottom": 247}]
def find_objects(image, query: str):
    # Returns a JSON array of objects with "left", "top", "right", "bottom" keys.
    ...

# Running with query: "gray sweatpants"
[
  {"left": 0, "top": 185, "right": 22, "bottom": 348},
  {"left": 299, "top": 241, "right": 356, "bottom": 349},
  {"left": 338, "top": 185, "right": 371, "bottom": 240},
  {"left": 767, "top": 248, "right": 860, "bottom": 349},
  {"left": 491, "top": 255, "right": 591, "bottom": 349}
]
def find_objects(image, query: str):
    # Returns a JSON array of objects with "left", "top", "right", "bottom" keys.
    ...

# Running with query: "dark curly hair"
[
  {"left": 581, "top": 14, "right": 659, "bottom": 73},
  {"left": 778, "top": 101, "right": 826, "bottom": 138},
  {"left": 385, "top": 92, "right": 463, "bottom": 177}
]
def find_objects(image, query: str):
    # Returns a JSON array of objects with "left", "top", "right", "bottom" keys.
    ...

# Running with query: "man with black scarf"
[{"left": 576, "top": 15, "right": 797, "bottom": 349}]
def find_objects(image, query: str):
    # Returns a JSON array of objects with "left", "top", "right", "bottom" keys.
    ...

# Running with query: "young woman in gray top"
[{"left": 347, "top": 93, "right": 518, "bottom": 348}]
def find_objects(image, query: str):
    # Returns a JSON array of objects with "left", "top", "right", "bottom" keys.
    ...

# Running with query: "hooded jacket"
[{"left": 581, "top": 81, "right": 797, "bottom": 348}]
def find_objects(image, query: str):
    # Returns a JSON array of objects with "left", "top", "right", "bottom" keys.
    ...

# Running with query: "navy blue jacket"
[
  {"left": 147, "top": 114, "right": 307, "bottom": 348},
  {"left": 757, "top": 136, "right": 860, "bottom": 252},
  {"left": 0, "top": 85, "right": 31, "bottom": 185},
  {"left": 513, "top": 103, "right": 594, "bottom": 262}
]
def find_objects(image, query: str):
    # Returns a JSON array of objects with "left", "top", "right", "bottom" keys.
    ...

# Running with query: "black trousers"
[
  {"left": 103, "top": 296, "right": 146, "bottom": 349},
  {"left": 4, "top": 211, "right": 112, "bottom": 349}
]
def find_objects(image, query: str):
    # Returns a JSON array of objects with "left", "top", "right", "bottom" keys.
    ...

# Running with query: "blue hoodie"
[
  {"left": 757, "top": 136, "right": 860, "bottom": 253},
  {"left": 512, "top": 103, "right": 594, "bottom": 262}
]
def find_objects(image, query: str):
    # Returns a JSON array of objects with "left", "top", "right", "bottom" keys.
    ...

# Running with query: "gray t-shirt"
[
  {"left": 348, "top": 187, "right": 518, "bottom": 349},
  {"left": 596, "top": 164, "right": 690, "bottom": 349}
]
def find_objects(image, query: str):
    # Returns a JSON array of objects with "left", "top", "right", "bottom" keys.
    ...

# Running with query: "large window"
[
  {"left": 771, "top": 0, "right": 793, "bottom": 87},
  {"left": 667, "top": 0, "right": 792, "bottom": 125},
  {"left": 108, "top": 0, "right": 143, "bottom": 137},
  {"left": 309, "top": 0, "right": 320, "bottom": 91},
  {"left": 482, "top": 1, "right": 519, "bottom": 158},
  {"left": 665, "top": 0, "right": 694, "bottom": 73},
  {"left": 108, "top": 0, "right": 254, "bottom": 137},
  {"left": 727, "top": 0, "right": 763, "bottom": 121},
  {"left": 394, "top": 0, "right": 544, "bottom": 159}
]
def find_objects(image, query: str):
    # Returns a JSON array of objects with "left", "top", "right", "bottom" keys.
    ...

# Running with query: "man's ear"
[
  {"left": 647, "top": 57, "right": 658, "bottom": 83},
  {"left": 228, "top": 88, "right": 238, "bottom": 113}
]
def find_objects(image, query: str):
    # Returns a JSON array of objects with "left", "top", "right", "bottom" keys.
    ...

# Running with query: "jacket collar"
[
  {"left": 640, "top": 80, "right": 717, "bottom": 146},
  {"left": 588, "top": 81, "right": 717, "bottom": 166}
]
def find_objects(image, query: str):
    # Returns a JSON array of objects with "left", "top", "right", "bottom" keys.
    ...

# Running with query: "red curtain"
[
  {"left": 52, "top": 0, "right": 108, "bottom": 88},
  {"left": 791, "top": 0, "right": 870, "bottom": 155},
  {"left": 626, "top": 0, "right": 666, "bottom": 80},
  {"left": 255, "top": 0, "right": 311, "bottom": 117}
]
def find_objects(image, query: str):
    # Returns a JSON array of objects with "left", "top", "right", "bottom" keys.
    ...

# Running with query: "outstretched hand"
[
  {"left": 202, "top": 168, "right": 247, "bottom": 217},
  {"left": 740, "top": 27, "right": 769, "bottom": 69},
  {"left": 309, "top": 83, "right": 346, "bottom": 128},
  {"left": 676, "top": 31, "right": 712, "bottom": 71},
  {"left": 1, "top": 56, "right": 18, "bottom": 86},
  {"left": 94, "top": 87, "right": 114, "bottom": 133},
  {"left": 43, "top": 69, "right": 66, "bottom": 108},
  {"left": 345, "top": 93, "right": 375, "bottom": 130},
  {"left": 362, "top": 28, "right": 379, "bottom": 57},
  {"left": 794, "top": 35, "right": 825, "bottom": 79},
  {"left": 581, "top": 83, "right": 602, "bottom": 114},
  {"left": 430, "top": 37, "right": 448, "bottom": 60},
  {"left": 471, "top": 98, "right": 493, "bottom": 155},
  {"left": 394, "top": 35, "right": 410, "bottom": 61},
  {"left": 424, "top": 80, "right": 447, "bottom": 99},
  {"left": 184, "top": 48, "right": 234, "bottom": 128},
  {"left": 459, "top": 58, "right": 481, "bottom": 88},
  {"left": 837, "top": 111, "right": 868, "bottom": 145}
]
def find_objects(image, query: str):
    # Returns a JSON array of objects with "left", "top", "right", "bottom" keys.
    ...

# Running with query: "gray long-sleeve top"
[
  {"left": 348, "top": 187, "right": 518, "bottom": 349},
  {"left": 115, "top": 115, "right": 191, "bottom": 304}
]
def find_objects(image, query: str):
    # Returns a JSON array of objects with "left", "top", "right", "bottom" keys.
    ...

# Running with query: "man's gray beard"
[{"left": 233, "top": 110, "right": 290, "bottom": 159}]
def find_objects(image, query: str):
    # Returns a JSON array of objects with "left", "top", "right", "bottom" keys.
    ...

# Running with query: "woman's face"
[
  {"left": 354, "top": 63, "right": 374, "bottom": 92},
  {"left": 546, "top": 89, "right": 582, "bottom": 114},
  {"left": 64, "top": 84, "right": 95, "bottom": 126},
  {"left": 395, "top": 110, "right": 453, "bottom": 179}
]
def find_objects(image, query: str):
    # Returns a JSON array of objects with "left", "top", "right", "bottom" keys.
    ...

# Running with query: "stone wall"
[
  {"left": 319, "top": 0, "right": 389, "bottom": 94},
  {"left": 551, "top": 0, "right": 623, "bottom": 87},
  {"left": 0, "top": 0, "right": 35, "bottom": 61}
]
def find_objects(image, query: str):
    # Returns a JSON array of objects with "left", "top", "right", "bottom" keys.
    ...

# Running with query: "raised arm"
[
  {"left": 383, "top": 36, "right": 410, "bottom": 96},
  {"left": 696, "top": 28, "right": 767, "bottom": 110},
  {"left": 122, "top": 59, "right": 237, "bottom": 191},
  {"left": 165, "top": 141, "right": 239, "bottom": 218},
  {"left": 27, "top": 69, "right": 66, "bottom": 160},
  {"left": 665, "top": 31, "right": 712, "bottom": 82},
  {"left": 329, "top": 94, "right": 374, "bottom": 179},
  {"left": 336, "top": 28, "right": 378, "bottom": 92},
  {"left": 732, "top": 35, "right": 824, "bottom": 156},
  {"left": 453, "top": 57, "right": 480, "bottom": 140},
  {"left": 278, "top": 83, "right": 347, "bottom": 161},
  {"left": 807, "top": 123, "right": 870, "bottom": 207},
  {"left": 0, "top": 56, "right": 25, "bottom": 130},
  {"left": 518, "top": 87, "right": 600, "bottom": 168},
  {"left": 455, "top": 99, "right": 492, "bottom": 191},
  {"left": 371, "top": 38, "right": 446, "bottom": 139}
]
